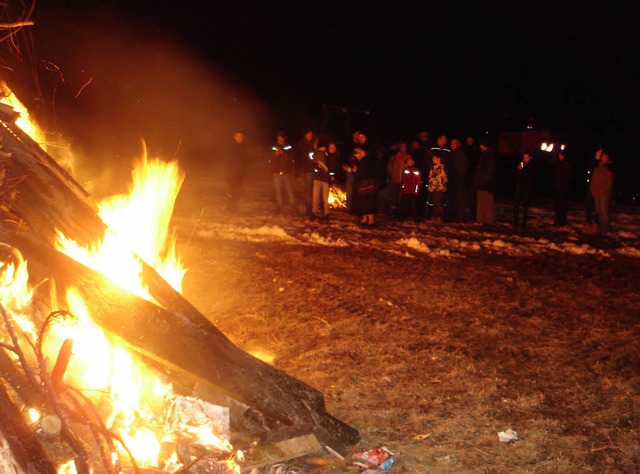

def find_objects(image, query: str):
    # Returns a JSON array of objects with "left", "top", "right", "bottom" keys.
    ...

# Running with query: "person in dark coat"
[
  {"left": 412, "top": 131, "right": 432, "bottom": 221},
  {"left": 552, "top": 148, "right": 573, "bottom": 226},
  {"left": 449, "top": 138, "right": 469, "bottom": 222},
  {"left": 294, "top": 129, "right": 317, "bottom": 217},
  {"left": 473, "top": 138, "right": 497, "bottom": 224},
  {"left": 512, "top": 151, "right": 535, "bottom": 229},
  {"left": 464, "top": 136, "right": 480, "bottom": 220},
  {"left": 269, "top": 131, "right": 297, "bottom": 216},
  {"left": 353, "top": 146, "right": 378, "bottom": 226}
]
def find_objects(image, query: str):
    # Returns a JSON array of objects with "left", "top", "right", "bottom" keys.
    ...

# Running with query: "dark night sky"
[{"left": 2, "top": 1, "right": 639, "bottom": 192}]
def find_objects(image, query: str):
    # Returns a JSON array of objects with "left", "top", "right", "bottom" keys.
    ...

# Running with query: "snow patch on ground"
[{"left": 180, "top": 203, "right": 639, "bottom": 260}]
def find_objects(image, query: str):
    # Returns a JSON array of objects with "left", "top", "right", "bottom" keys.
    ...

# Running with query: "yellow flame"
[
  {"left": 329, "top": 184, "right": 347, "bottom": 209},
  {"left": 56, "top": 143, "right": 187, "bottom": 301},
  {"left": 0, "top": 80, "right": 47, "bottom": 147},
  {"left": 0, "top": 245, "right": 33, "bottom": 311},
  {"left": 249, "top": 349, "right": 275, "bottom": 365},
  {"left": 0, "top": 246, "right": 36, "bottom": 337},
  {"left": 57, "top": 460, "right": 77, "bottom": 474},
  {"left": 41, "top": 287, "right": 171, "bottom": 467},
  {"left": 97, "top": 144, "right": 186, "bottom": 292}
]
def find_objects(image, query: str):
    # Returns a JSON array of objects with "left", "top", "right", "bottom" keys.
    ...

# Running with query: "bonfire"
[{"left": 0, "top": 83, "right": 358, "bottom": 473}]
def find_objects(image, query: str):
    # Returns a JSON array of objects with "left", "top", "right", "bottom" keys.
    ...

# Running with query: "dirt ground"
[{"left": 171, "top": 163, "right": 640, "bottom": 473}]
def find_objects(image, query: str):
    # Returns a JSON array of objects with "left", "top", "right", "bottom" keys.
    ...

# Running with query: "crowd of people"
[{"left": 225, "top": 128, "right": 615, "bottom": 235}]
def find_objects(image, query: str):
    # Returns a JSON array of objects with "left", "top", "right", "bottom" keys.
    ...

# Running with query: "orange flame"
[
  {"left": 56, "top": 142, "right": 187, "bottom": 300},
  {"left": 328, "top": 183, "right": 347, "bottom": 209}
]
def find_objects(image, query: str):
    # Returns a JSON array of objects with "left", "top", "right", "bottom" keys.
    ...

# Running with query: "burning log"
[
  {"left": 0, "top": 108, "right": 359, "bottom": 467},
  {"left": 50, "top": 338, "right": 74, "bottom": 393}
]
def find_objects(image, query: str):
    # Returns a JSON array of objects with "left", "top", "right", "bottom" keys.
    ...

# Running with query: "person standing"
[
  {"left": 464, "top": 135, "right": 480, "bottom": 220},
  {"left": 512, "top": 151, "right": 535, "bottom": 230},
  {"left": 398, "top": 165, "right": 422, "bottom": 221},
  {"left": 353, "top": 146, "right": 378, "bottom": 226},
  {"left": 428, "top": 152, "right": 448, "bottom": 224},
  {"left": 342, "top": 131, "right": 361, "bottom": 214},
  {"left": 589, "top": 151, "right": 615, "bottom": 235},
  {"left": 269, "top": 131, "right": 297, "bottom": 216},
  {"left": 311, "top": 142, "right": 331, "bottom": 221},
  {"left": 552, "top": 148, "right": 573, "bottom": 226},
  {"left": 386, "top": 141, "right": 415, "bottom": 215},
  {"left": 295, "top": 129, "right": 317, "bottom": 217},
  {"left": 473, "top": 138, "right": 497, "bottom": 224},
  {"left": 449, "top": 138, "right": 469, "bottom": 222},
  {"left": 224, "top": 131, "right": 248, "bottom": 213}
]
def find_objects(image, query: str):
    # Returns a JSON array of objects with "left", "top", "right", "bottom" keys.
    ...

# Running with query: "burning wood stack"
[{"left": 0, "top": 95, "right": 359, "bottom": 472}]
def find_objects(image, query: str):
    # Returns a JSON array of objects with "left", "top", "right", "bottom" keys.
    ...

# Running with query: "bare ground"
[{"left": 173, "top": 164, "right": 640, "bottom": 473}]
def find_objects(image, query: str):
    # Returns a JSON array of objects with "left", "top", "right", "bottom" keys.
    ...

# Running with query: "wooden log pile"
[{"left": 0, "top": 107, "right": 359, "bottom": 471}]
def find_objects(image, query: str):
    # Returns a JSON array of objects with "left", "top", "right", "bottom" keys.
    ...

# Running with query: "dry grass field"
[{"left": 172, "top": 165, "right": 640, "bottom": 473}]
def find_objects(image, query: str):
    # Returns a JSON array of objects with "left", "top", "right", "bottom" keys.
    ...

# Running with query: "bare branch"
[{"left": 0, "top": 21, "right": 34, "bottom": 28}]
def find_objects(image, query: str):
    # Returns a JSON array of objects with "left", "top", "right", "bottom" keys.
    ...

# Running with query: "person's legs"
[
  {"left": 312, "top": 180, "right": 321, "bottom": 216},
  {"left": 346, "top": 172, "right": 355, "bottom": 214},
  {"left": 476, "top": 191, "right": 487, "bottom": 223},
  {"left": 284, "top": 175, "right": 296, "bottom": 214},
  {"left": 595, "top": 196, "right": 611, "bottom": 233},
  {"left": 273, "top": 174, "right": 283, "bottom": 212},
  {"left": 477, "top": 191, "right": 494, "bottom": 224},
  {"left": 586, "top": 190, "right": 598, "bottom": 227},
  {"left": 558, "top": 192, "right": 568, "bottom": 225},
  {"left": 512, "top": 199, "right": 520, "bottom": 227},
  {"left": 320, "top": 181, "right": 330, "bottom": 216},
  {"left": 304, "top": 172, "right": 314, "bottom": 216},
  {"left": 432, "top": 192, "right": 444, "bottom": 222},
  {"left": 522, "top": 199, "right": 530, "bottom": 229},
  {"left": 486, "top": 192, "right": 494, "bottom": 224}
]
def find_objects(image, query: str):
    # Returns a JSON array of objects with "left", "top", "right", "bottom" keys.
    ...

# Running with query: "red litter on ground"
[{"left": 352, "top": 446, "right": 397, "bottom": 471}]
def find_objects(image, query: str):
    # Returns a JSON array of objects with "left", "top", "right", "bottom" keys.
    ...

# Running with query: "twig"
[
  {"left": 74, "top": 77, "right": 92, "bottom": 99},
  {"left": 0, "top": 21, "right": 34, "bottom": 28},
  {"left": 0, "top": 303, "right": 41, "bottom": 392}
]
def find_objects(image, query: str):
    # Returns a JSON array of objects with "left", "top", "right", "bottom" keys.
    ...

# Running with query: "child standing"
[{"left": 428, "top": 152, "right": 448, "bottom": 223}]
